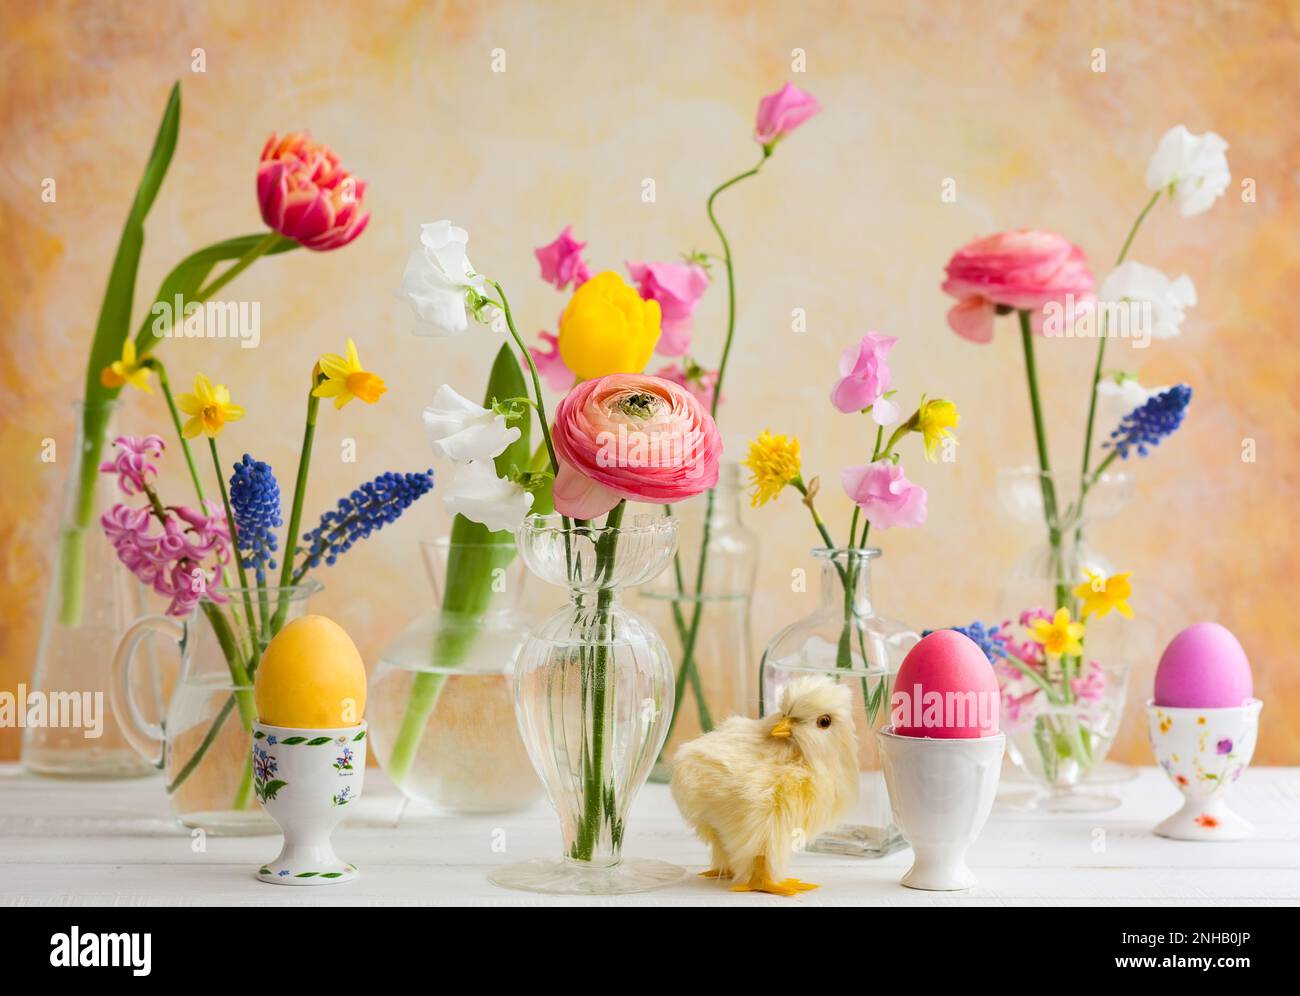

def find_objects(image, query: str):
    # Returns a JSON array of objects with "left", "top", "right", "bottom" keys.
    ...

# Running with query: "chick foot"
[
  {"left": 731, "top": 876, "right": 818, "bottom": 897},
  {"left": 698, "top": 868, "right": 730, "bottom": 879}
]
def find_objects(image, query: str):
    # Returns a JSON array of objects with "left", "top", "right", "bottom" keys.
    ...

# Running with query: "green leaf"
[
  {"left": 262, "top": 779, "right": 287, "bottom": 800},
  {"left": 252, "top": 730, "right": 265, "bottom": 739},
  {"left": 259, "top": 867, "right": 272, "bottom": 876},
  {"left": 352, "top": 730, "right": 367, "bottom": 741},
  {"left": 305, "top": 736, "right": 332, "bottom": 746},
  {"left": 280, "top": 736, "right": 306, "bottom": 745},
  {"left": 294, "top": 872, "right": 320, "bottom": 878},
  {"left": 320, "top": 872, "right": 343, "bottom": 879}
]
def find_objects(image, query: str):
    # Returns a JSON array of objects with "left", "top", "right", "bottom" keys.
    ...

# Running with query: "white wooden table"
[{"left": 3, "top": 763, "right": 1298, "bottom": 906}]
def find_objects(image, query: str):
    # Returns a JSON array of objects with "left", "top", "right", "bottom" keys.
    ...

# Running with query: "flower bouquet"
[
  {"left": 936, "top": 125, "right": 1223, "bottom": 807},
  {"left": 747, "top": 333, "right": 959, "bottom": 855},
  {"left": 100, "top": 343, "right": 430, "bottom": 831},
  {"left": 29, "top": 79, "right": 367, "bottom": 779}
]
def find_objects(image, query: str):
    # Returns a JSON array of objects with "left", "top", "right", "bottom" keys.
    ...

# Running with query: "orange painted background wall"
[{"left": 2, "top": 0, "right": 1297, "bottom": 763}]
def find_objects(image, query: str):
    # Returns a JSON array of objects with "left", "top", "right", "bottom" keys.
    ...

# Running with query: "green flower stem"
[
  {"left": 208, "top": 437, "right": 260, "bottom": 639},
  {"left": 153, "top": 362, "right": 205, "bottom": 505},
  {"left": 491, "top": 280, "right": 559, "bottom": 475},
  {"left": 1017, "top": 310, "right": 1067, "bottom": 612},
  {"left": 192, "top": 232, "right": 283, "bottom": 304},
  {"left": 270, "top": 385, "right": 321, "bottom": 639}
]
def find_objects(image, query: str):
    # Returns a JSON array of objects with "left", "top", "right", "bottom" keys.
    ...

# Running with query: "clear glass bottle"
[
  {"left": 760, "top": 547, "right": 918, "bottom": 857},
  {"left": 490, "top": 511, "right": 685, "bottom": 895},
  {"left": 639, "top": 461, "right": 759, "bottom": 778},
  {"left": 24, "top": 399, "right": 156, "bottom": 778},
  {"left": 995, "top": 467, "right": 1137, "bottom": 811},
  {"left": 368, "top": 539, "right": 542, "bottom": 813}
]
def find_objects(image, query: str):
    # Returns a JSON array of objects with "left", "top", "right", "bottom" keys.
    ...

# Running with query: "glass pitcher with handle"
[{"left": 110, "top": 582, "right": 321, "bottom": 834}]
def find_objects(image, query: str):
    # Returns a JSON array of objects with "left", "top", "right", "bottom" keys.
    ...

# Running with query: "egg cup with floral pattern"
[
  {"left": 252, "top": 721, "right": 367, "bottom": 885},
  {"left": 1146, "top": 699, "right": 1261, "bottom": 841}
]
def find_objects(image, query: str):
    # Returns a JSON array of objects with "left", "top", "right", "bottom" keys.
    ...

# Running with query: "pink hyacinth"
[
  {"left": 526, "top": 331, "right": 577, "bottom": 393},
  {"left": 100, "top": 435, "right": 165, "bottom": 496},
  {"left": 101, "top": 499, "right": 230, "bottom": 617},
  {"left": 755, "top": 82, "right": 821, "bottom": 148},
  {"left": 1070, "top": 660, "right": 1107, "bottom": 702},
  {"left": 535, "top": 226, "right": 591, "bottom": 291},
  {"left": 840, "top": 460, "right": 928, "bottom": 530},
  {"left": 625, "top": 261, "right": 709, "bottom": 356},
  {"left": 258, "top": 133, "right": 369, "bottom": 251}
]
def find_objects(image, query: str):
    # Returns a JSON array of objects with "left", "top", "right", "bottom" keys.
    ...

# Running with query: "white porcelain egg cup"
[
  {"left": 878, "top": 729, "right": 1005, "bottom": 891},
  {"left": 252, "top": 721, "right": 366, "bottom": 885},
  {"left": 1146, "top": 699, "right": 1261, "bottom": 841}
]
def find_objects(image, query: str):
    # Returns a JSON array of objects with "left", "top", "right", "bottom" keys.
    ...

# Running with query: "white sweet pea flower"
[
  {"left": 1099, "top": 261, "right": 1197, "bottom": 340},
  {"left": 396, "top": 221, "right": 486, "bottom": 336},
  {"left": 442, "top": 460, "right": 534, "bottom": 533},
  {"left": 1145, "top": 125, "right": 1230, "bottom": 217},
  {"left": 423, "top": 385, "right": 520, "bottom": 462}
]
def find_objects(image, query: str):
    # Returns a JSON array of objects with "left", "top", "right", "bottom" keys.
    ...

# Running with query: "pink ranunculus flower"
[
  {"left": 527, "top": 331, "right": 577, "bottom": 393},
  {"left": 840, "top": 460, "right": 928, "bottom": 529},
  {"left": 830, "top": 332, "right": 899, "bottom": 422},
  {"left": 535, "top": 226, "right": 591, "bottom": 291},
  {"left": 941, "top": 229, "right": 1095, "bottom": 343},
  {"left": 755, "top": 82, "right": 821, "bottom": 148},
  {"left": 550, "top": 373, "right": 723, "bottom": 519},
  {"left": 625, "top": 261, "right": 709, "bottom": 356},
  {"left": 100, "top": 435, "right": 166, "bottom": 495},
  {"left": 655, "top": 362, "right": 722, "bottom": 411},
  {"left": 258, "top": 133, "right": 369, "bottom": 251}
]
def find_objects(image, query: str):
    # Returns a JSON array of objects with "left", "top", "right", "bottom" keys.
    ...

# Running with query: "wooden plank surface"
[{"left": 2, "top": 764, "right": 1297, "bottom": 906}]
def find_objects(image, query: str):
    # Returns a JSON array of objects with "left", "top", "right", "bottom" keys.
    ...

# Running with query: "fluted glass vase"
[
  {"left": 761, "top": 548, "right": 918, "bottom": 857},
  {"left": 490, "top": 510, "right": 686, "bottom": 895},
  {"left": 638, "top": 462, "right": 759, "bottom": 779},
  {"left": 996, "top": 467, "right": 1135, "bottom": 811}
]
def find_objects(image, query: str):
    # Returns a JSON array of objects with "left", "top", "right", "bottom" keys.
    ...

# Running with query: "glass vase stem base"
[
  {"left": 490, "top": 856, "right": 687, "bottom": 896},
  {"left": 998, "top": 788, "right": 1121, "bottom": 813},
  {"left": 180, "top": 809, "right": 277, "bottom": 837},
  {"left": 22, "top": 746, "right": 155, "bottom": 780}
]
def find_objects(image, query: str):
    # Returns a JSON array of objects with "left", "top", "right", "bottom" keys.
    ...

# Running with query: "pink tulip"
[
  {"left": 941, "top": 229, "right": 1094, "bottom": 343},
  {"left": 258, "top": 133, "right": 369, "bottom": 251},
  {"left": 830, "top": 332, "right": 898, "bottom": 420},
  {"left": 625, "top": 261, "right": 709, "bottom": 356},
  {"left": 840, "top": 460, "right": 927, "bottom": 529},
  {"left": 535, "top": 226, "right": 591, "bottom": 291},
  {"left": 551, "top": 373, "right": 723, "bottom": 519},
  {"left": 755, "top": 82, "right": 821, "bottom": 148}
]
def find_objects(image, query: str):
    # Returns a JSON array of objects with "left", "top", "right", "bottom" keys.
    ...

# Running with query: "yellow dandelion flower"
[{"left": 742, "top": 429, "right": 802, "bottom": 508}]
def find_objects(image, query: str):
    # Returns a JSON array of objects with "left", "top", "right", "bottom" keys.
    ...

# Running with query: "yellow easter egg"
[{"left": 254, "top": 615, "right": 367, "bottom": 728}]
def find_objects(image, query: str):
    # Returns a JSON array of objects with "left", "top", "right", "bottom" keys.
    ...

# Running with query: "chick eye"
[{"left": 816, "top": 714, "right": 832, "bottom": 729}]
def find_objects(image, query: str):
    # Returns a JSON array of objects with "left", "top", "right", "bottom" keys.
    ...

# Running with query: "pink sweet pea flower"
[
  {"left": 830, "top": 332, "right": 899, "bottom": 422},
  {"left": 625, "top": 261, "right": 709, "bottom": 356},
  {"left": 755, "top": 82, "right": 821, "bottom": 148},
  {"left": 526, "top": 331, "right": 577, "bottom": 393},
  {"left": 551, "top": 373, "right": 722, "bottom": 518},
  {"left": 535, "top": 226, "right": 591, "bottom": 291},
  {"left": 840, "top": 460, "right": 928, "bottom": 529},
  {"left": 941, "top": 229, "right": 1094, "bottom": 343},
  {"left": 258, "top": 133, "right": 369, "bottom": 251},
  {"left": 655, "top": 362, "right": 721, "bottom": 411}
]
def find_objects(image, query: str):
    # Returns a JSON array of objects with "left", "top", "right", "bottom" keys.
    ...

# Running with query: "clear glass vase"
[
  {"left": 760, "top": 548, "right": 918, "bottom": 857},
  {"left": 490, "top": 511, "right": 686, "bottom": 895},
  {"left": 368, "top": 539, "right": 542, "bottom": 813},
  {"left": 24, "top": 399, "right": 157, "bottom": 778},
  {"left": 996, "top": 466, "right": 1135, "bottom": 811},
  {"left": 638, "top": 461, "right": 759, "bottom": 779},
  {"left": 110, "top": 582, "right": 321, "bottom": 834}
]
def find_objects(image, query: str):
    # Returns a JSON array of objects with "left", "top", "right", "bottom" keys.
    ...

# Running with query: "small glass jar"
[{"left": 761, "top": 548, "right": 918, "bottom": 857}]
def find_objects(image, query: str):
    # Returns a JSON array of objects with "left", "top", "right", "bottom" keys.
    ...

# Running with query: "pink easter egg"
[
  {"left": 1154, "top": 622, "right": 1252, "bottom": 708},
  {"left": 892, "top": 630, "right": 1000, "bottom": 738}
]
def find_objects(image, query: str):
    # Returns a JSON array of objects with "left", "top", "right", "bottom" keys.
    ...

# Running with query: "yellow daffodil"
[
  {"left": 1073, "top": 569, "right": 1134, "bottom": 620},
  {"left": 98, "top": 339, "right": 152, "bottom": 394},
  {"left": 557, "top": 271, "right": 661, "bottom": 380},
  {"left": 742, "top": 430, "right": 802, "bottom": 508},
  {"left": 312, "top": 337, "right": 387, "bottom": 410},
  {"left": 915, "top": 397, "right": 959, "bottom": 462},
  {"left": 1028, "top": 607, "right": 1086, "bottom": 660},
  {"left": 176, "top": 374, "right": 245, "bottom": 438}
]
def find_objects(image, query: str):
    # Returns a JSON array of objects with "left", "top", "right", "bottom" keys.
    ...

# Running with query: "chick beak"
[{"left": 769, "top": 716, "right": 794, "bottom": 739}]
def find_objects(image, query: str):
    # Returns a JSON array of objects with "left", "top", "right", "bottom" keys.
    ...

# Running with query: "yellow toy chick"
[{"left": 670, "top": 675, "right": 858, "bottom": 897}]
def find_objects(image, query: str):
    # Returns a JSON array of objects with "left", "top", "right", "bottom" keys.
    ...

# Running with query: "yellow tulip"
[{"left": 557, "top": 271, "right": 661, "bottom": 380}]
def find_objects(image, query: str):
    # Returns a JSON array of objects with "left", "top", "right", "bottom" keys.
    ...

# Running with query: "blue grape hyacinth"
[
  {"left": 1106, "top": 384, "right": 1192, "bottom": 459},
  {"left": 299, "top": 469, "right": 434, "bottom": 571},
  {"left": 229, "top": 454, "right": 282, "bottom": 583},
  {"left": 922, "top": 621, "right": 1008, "bottom": 664}
]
